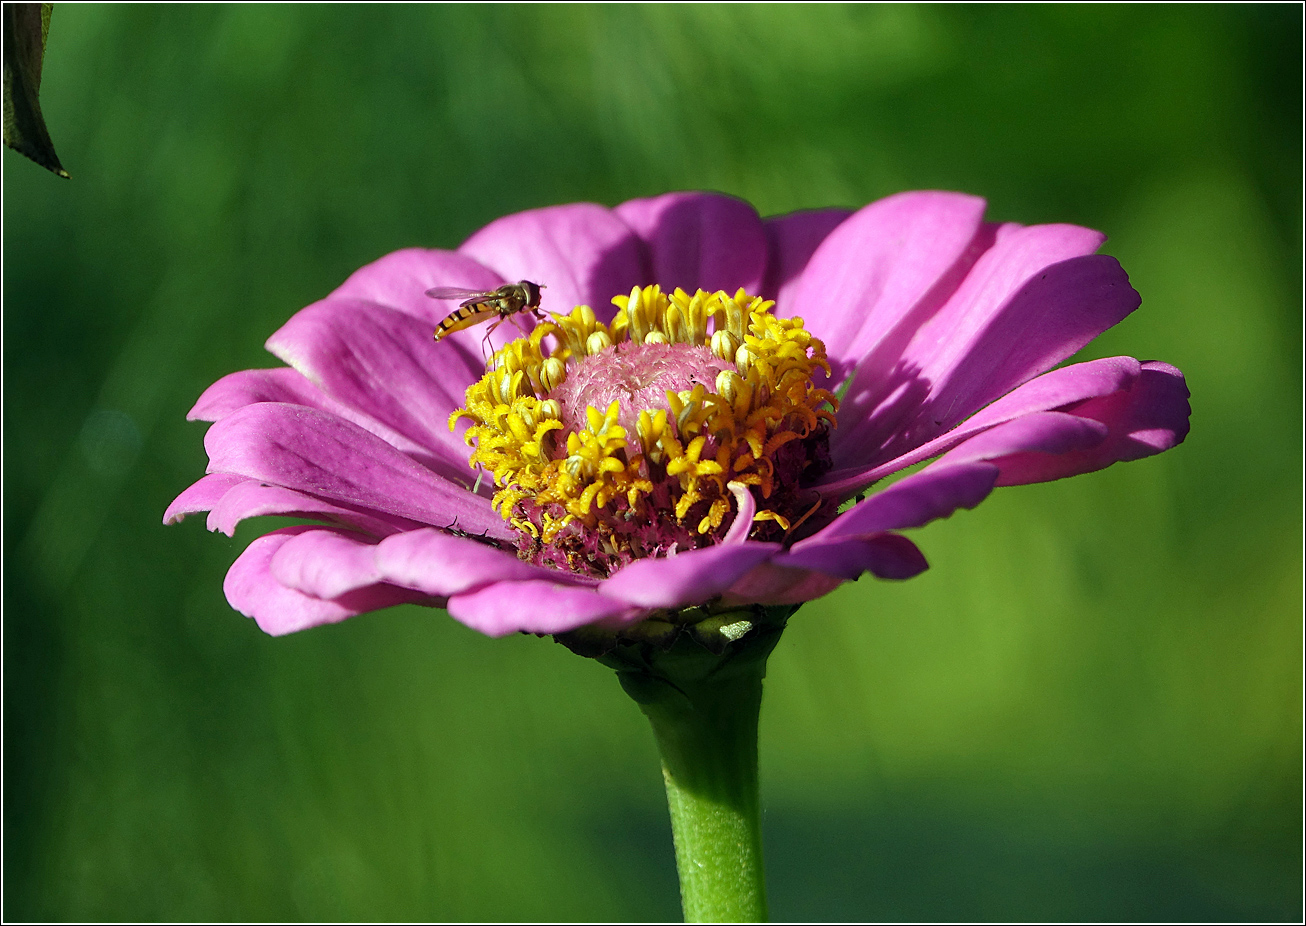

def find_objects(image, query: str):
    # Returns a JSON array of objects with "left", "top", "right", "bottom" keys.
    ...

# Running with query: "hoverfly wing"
[{"left": 425, "top": 285, "right": 499, "bottom": 300}]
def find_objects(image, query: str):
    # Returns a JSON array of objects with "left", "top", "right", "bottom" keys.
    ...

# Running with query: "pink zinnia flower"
[{"left": 165, "top": 191, "right": 1190, "bottom": 638}]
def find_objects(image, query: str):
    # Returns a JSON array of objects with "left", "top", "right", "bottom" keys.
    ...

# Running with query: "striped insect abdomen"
[{"left": 433, "top": 304, "right": 501, "bottom": 342}]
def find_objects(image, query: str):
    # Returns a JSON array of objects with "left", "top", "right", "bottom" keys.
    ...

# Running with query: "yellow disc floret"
[{"left": 450, "top": 286, "right": 838, "bottom": 575}]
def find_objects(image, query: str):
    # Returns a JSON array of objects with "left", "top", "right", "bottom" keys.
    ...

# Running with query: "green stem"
[
  {"left": 583, "top": 607, "right": 793, "bottom": 923},
  {"left": 639, "top": 662, "right": 768, "bottom": 922}
]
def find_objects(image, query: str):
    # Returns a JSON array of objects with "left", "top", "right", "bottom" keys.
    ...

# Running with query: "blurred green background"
[{"left": 4, "top": 4, "right": 1300, "bottom": 921}]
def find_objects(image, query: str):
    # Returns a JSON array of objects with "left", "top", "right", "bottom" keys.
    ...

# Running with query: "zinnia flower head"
[{"left": 166, "top": 191, "right": 1190, "bottom": 642}]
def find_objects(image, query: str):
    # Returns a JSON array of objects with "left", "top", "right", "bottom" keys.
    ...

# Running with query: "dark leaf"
[{"left": 3, "top": 3, "right": 69, "bottom": 178}]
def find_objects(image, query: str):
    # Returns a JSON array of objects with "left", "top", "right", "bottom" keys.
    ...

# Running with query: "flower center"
[
  {"left": 550, "top": 342, "right": 732, "bottom": 436},
  {"left": 450, "top": 286, "right": 838, "bottom": 576}
]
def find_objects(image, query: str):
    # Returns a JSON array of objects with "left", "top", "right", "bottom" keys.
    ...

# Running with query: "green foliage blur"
[{"left": 3, "top": 5, "right": 1300, "bottom": 921}]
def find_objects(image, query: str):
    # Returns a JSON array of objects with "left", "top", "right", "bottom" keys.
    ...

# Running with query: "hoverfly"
[{"left": 426, "top": 280, "right": 545, "bottom": 345}]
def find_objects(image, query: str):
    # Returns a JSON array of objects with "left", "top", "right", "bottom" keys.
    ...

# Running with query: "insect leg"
[
  {"left": 480, "top": 317, "right": 506, "bottom": 360},
  {"left": 507, "top": 313, "right": 532, "bottom": 338}
]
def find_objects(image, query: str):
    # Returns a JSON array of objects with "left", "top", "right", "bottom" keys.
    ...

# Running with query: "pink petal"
[
  {"left": 719, "top": 563, "right": 845, "bottom": 608},
  {"left": 447, "top": 580, "right": 638, "bottom": 638},
  {"left": 269, "top": 528, "right": 384, "bottom": 599},
  {"left": 207, "top": 481, "right": 420, "bottom": 538},
  {"left": 223, "top": 527, "right": 426, "bottom": 636},
  {"left": 860, "top": 227, "right": 1134, "bottom": 463},
  {"left": 329, "top": 247, "right": 548, "bottom": 358},
  {"left": 939, "top": 361, "right": 1190, "bottom": 486},
  {"left": 773, "top": 532, "right": 928, "bottom": 581},
  {"left": 329, "top": 247, "right": 504, "bottom": 327},
  {"left": 787, "top": 191, "right": 990, "bottom": 378},
  {"left": 203, "top": 403, "right": 513, "bottom": 541},
  {"left": 721, "top": 482, "right": 758, "bottom": 546},
  {"left": 265, "top": 298, "right": 482, "bottom": 476},
  {"left": 761, "top": 208, "right": 853, "bottom": 313},
  {"left": 824, "top": 355, "right": 1142, "bottom": 491},
  {"left": 802, "top": 462, "right": 998, "bottom": 543},
  {"left": 373, "top": 527, "right": 591, "bottom": 597},
  {"left": 598, "top": 542, "right": 781, "bottom": 610},
  {"left": 189, "top": 367, "right": 327, "bottom": 422},
  {"left": 1069, "top": 360, "right": 1191, "bottom": 455},
  {"left": 189, "top": 367, "right": 453, "bottom": 476},
  {"left": 932, "top": 411, "right": 1108, "bottom": 471},
  {"left": 164, "top": 473, "right": 247, "bottom": 525},
  {"left": 459, "top": 202, "right": 646, "bottom": 318},
  {"left": 614, "top": 192, "right": 767, "bottom": 296}
]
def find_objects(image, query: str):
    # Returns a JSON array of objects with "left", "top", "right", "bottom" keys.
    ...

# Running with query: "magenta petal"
[
  {"left": 190, "top": 367, "right": 327, "bottom": 422},
  {"left": 721, "top": 482, "right": 758, "bottom": 546},
  {"left": 788, "top": 191, "right": 990, "bottom": 376},
  {"left": 329, "top": 247, "right": 543, "bottom": 357},
  {"left": 614, "top": 192, "right": 767, "bottom": 296},
  {"left": 329, "top": 247, "right": 504, "bottom": 327},
  {"left": 720, "top": 563, "right": 845, "bottom": 608},
  {"left": 761, "top": 208, "right": 853, "bottom": 313},
  {"left": 224, "top": 527, "right": 425, "bottom": 636},
  {"left": 917, "top": 251, "right": 1136, "bottom": 417},
  {"left": 269, "top": 528, "right": 383, "bottom": 599},
  {"left": 824, "top": 355, "right": 1143, "bottom": 489},
  {"left": 459, "top": 202, "right": 646, "bottom": 318},
  {"left": 598, "top": 542, "right": 781, "bottom": 609},
  {"left": 774, "top": 532, "right": 928, "bottom": 581},
  {"left": 961, "top": 356, "right": 1139, "bottom": 433},
  {"left": 962, "top": 361, "right": 1191, "bottom": 486},
  {"left": 933, "top": 410, "right": 1108, "bottom": 472},
  {"left": 207, "top": 481, "right": 421, "bottom": 538},
  {"left": 1076, "top": 360, "right": 1191, "bottom": 456},
  {"left": 873, "top": 229, "right": 1133, "bottom": 454},
  {"left": 204, "top": 403, "right": 513, "bottom": 541},
  {"left": 836, "top": 224, "right": 1120, "bottom": 467},
  {"left": 374, "top": 528, "right": 590, "bottom": 597},
  {"left": 164, "top": 473, "right": 247, "bottom": 525},
  {"left": 189, "top": 367, "right": 451, "bottom": 474},
  {"left": 448, "top": 580, "right": 637, "bottom": 638},
  {"left": 805, "top": 462, "right": 998, "bottom": 543},
  {"left": 266, "top": 298, "right": 482, "bottom": 472}
]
